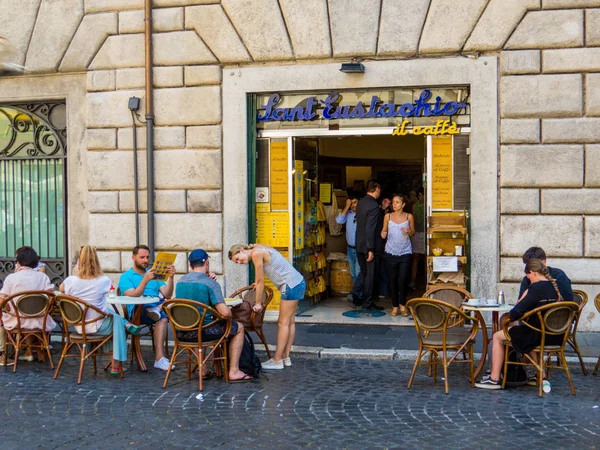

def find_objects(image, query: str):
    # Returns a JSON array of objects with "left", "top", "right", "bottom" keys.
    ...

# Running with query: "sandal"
[
  {"left": 391, "top": 307, "right": 399, "bottom": 316},
  {"left": 110, "top": 366, "right": 128, "bottom": 376},
  {"left": 399, "top": 306, "right": 409, "bottom": 316},
  {"left": 202, "top": 371, "right": 215, "bottom": 380},
  {"left": 229, "top": 374, "right": 254, "bottom": 383}
]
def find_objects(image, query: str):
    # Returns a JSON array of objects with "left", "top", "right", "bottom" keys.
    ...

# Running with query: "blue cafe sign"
[{"left": 257, "top": 89, "right": 468, "bottom": 122}]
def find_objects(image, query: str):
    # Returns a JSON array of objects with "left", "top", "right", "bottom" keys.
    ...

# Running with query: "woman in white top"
[
  {"left": 60, "top": 246, "right": 141, "bottom": 375},
  {"left": 381, "top": 194, "right": 415, "bottom": 317},
  {"left": 229, "top": 244, "right": 306, "bottom": 370}
]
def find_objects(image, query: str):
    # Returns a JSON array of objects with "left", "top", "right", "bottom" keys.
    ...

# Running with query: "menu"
[
  {"left": 431, "top": 135, "right": 453, "bottom": 210},
  {"left": 270, "top": 141, "right": 288, "bottom": 211},
  {"left": 256, "top": 211, "right": 290, "bottom": 247}
]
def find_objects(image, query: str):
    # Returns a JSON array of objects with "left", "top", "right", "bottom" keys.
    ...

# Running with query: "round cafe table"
[
  {"left": 106, "top": 296, "right": 158, "bottom": 372},
  {"left": 462, "top": 302, "right": 512, "bottom": 379}
]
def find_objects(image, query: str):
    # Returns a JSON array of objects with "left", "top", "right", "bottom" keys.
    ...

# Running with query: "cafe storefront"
[{"left": 222, "top": 57, "right": 499, "bottom": 321}]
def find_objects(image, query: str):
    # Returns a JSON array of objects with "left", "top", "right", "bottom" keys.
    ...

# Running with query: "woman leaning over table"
[
  {"left": 60, "top": 246, "right": 142, "bottom": 375},
  {"left": 229, "top": 244, "right": 306, "bottom": 370},
  {"left": 475, "top": 258, "right": 563, "bottom": 390},
  {"left": 381, "top": 194, "right": 415, "bottom": 317}
]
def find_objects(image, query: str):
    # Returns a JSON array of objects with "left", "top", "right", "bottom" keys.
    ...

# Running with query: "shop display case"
[{"left": 426, "top": 213, "right": 468, "bottom": 290}]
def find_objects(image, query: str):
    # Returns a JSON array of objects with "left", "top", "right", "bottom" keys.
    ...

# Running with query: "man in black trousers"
[{"left": 349, "top": 179, "right": 384, "bottom": 310}]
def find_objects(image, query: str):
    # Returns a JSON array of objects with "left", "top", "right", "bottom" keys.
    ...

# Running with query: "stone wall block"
[
  {"left": 25, "top": 0, "right": 84, "bottom": 73},
  {"left": 116, "top": 68, "right": 145, "bottom": 89},
  {"left": 97, "top": 251, "right": 122, "bottom": 272},
  {"left": 187, "top": 190, "right": 222, "bottom": 213},
  {"left": 500, "top": 119, "right": 540, "bottom": 144},
  {"left": 86, "top": 70, "right": 116, "bottom": 92},
  {"left": 500, "top": 74, "right": 582, "bottom": 118},
  {"left": 119, "top": 190, "right": 148, "bottom": 213},
  {"left": 155, "top": 190, "right": 187, "bottom": 212},
  {"left": 185, "top": 5, "right": 251, "bottom": 63},
  {"left": 87, "top": 151, "right": 147, "bottom": 190},
  {"left": 155, "top": 213, "right": 222, "bottom": 250},
  {"left": 90, "top": 34, "right": 145, "bottom": 70},
  {"left": 154, "top": 150, "right": 221, "bottom": 189},
  {"left": 506, "top": 10, "right": 583, "bottom": 49},
  {"left": 500, "top": 258, "right": 526, "bottom": 282},
  {"left": 87, "top": 90, "right": 145, "bottom": 127},
  {"left": 585, "top": 216, "right": 600, "bottom": 256},
  {"left": 60, "top": 12, "right": 118, "bottom": 72},
  {"left": 154, "top": 66, "right": 184, "bottom": 88},
  {"left": 89, "top": 191, "right": 119, "bottom": 212},
  {"left": 118, "top": 127, "right": 184, "bottom": 150},
  {"left": 329, "top": 0, "right": 381, "bottom": 56},
  {"left": 500, "top": 145, "right": 583, "bottom": 187},
  {"left": 586, "top": 74, "right": 600, "bottom": 116},
  {"left": 222, "top": 0, "right": 293, "bottom": 61},
  {"left": 184, "top": 66, "right": 222, "bottom": 86},
  {"left": 500, "top": 50, "right": 541, "bottom": 75},
  {"left": 465, "top": 0, "right": 540, "bottom": 51},
  {"left": 0, "top": 0, "right": 41, "bottom": 66},
  {"left": 279, "top": 0, "right": 331, "bottom": 58},
  {"left": 206, "top": 252, "right": 223, "bottom": 274},
  {"left": 501, "top": 215, "right": 583, "bottom": 257},
  {"left": 543, "top": 48, "right": 600, "bottom": 73},
  {"left": 154, "top": 86, "right": 221, "bottom": 126},
  {"left": 500, "top": 189, "right": 540, "bottom": 214},
  {"left": 118, "top": 127, "right": 146, "bottom": 150},
  {"left": 186, "top": 126, "right": 221, "bottom": 149},
  {"left": 584, "top": 144, "right": 600, "bottom": 186},
  {"left": 154, "top": 31, "right": 216, "bottom": 66},
  {"left": 119, "top": 7, "right": 184, "bottom": 33},
  {"left": 87, "top": 129, "right": 117, "bottom": 150},
  {"left": 155, "top": 0, "right": 219, "bottom": 5},
  {"left": 502, "top": 257, "right": 600, "bottom": 286},
  {"left": 419, "top": 0, "right": 488, "bottom": 54},
  {"left": 377, "top": 0, "right": 430, "bottom": 56},
  {"left": 85, "top": 0, "right": 143, "bottom": 13},
  {"left": 587, "top": 9, "right": 600, "bottom": 46},
  {"left": 543, "top": 0, "right": 600, "bottom": 8},
  {"left": 542, "top": 189, "right": 600, "bottom": 213},
  {"left": 542, "top": 118, "right": 600, "bottom": 143},
  {"left": 90, "top": 213, "right": 144, "bottom": 249}
]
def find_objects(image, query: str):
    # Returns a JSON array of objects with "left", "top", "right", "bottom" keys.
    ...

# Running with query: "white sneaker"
[
  {"left": 18, "top": 354, "right": 34, "bottom": 362},
  {"left": 262, "top": 358, "right": 284, "bottom": 370},
  {"left": 154, "top": 357, "right": 176, "bottom": 371},
  {"left": 0, "top": 355, "right": 14, "bottom": 366},
  {"left": 283, "top": 357, "right": 292, "bottom": 367},
  {"left": 146, "top": 306, "right": 162, "bottom": 322}
]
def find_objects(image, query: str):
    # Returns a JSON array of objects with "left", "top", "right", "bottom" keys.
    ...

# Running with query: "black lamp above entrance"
[{"left": 340, "top": 62, "right": 365, "bottom": 74}]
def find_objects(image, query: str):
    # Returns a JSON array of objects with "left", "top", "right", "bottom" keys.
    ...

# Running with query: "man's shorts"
[
  {"left": 177, "top": 320, "right": 239, "bottom": 343},
  {"left": 140, "top": 309, "right": 168, "bottom": 325}
]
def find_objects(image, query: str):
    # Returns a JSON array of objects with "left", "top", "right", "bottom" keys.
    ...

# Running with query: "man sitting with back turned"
[
  {"left": 518, "top": 246, "right": 573, "bottom": 301},
  {"left": 118, "top": 245, "right": 176, "bottom": 371},
  {"left": 175, "top": 249, "right": 253, "bottom": 382}
]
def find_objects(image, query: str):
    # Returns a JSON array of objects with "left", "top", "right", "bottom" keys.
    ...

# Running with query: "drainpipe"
[{"left": 144, "top": 0, "right": 155, "bottom": 257}]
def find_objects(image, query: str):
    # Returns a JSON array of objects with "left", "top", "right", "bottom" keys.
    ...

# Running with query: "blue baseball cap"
[{"left": 189, "top": 249, "right": 209, "bottom": 265}]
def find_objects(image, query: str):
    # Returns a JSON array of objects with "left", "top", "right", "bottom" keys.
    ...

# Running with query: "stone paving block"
[
  {"left": 500, "top": 74, "right": 582, "bottom": 118},
  {"left": 542, "top": 118, "right": 600, "bottom": 143},
  {"left": 501, "top": 215, "right": 583, "bottom": 257},
  {"left": 500, "top": 50, "right": 541, "bottom": 75},
  {"left": 320, "top": 348, "right": 395, "bottom": 360},
  {"left": 465, "top": 0, "right": 540, "bottom": 51},
  {"left": 543, "top": 48, "right": 600, "bottom": 73},
  {"left": 279, "top": 0, "right": 331, "bottom": 59},
  {"left": 500, "top": 188, "right": 540, "bottom": 214},
  {"left": 222, "top": 0, "right": 293, "bottom": 61},
  {"left": 506, "top": 9, "right": 583, "bottom": 49},
  {"left": 329, "top": 0, "right": 380, "bottom": 57},
  {"left": 419, "top": 0, "right": 488, "bottom": 54},
  {"left": 500, "top": 119, "right": 540, "bottom": 144}
]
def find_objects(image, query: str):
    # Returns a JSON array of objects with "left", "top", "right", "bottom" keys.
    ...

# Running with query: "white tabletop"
[
  {"left": 106, "top": 296, "right": 159, "bottom": 305},
  {"left": 462, "top": 303, "right": 512, "bottom": 312},
  {"left": 225, "top": 298, "right": 243, "bottom": 307}
]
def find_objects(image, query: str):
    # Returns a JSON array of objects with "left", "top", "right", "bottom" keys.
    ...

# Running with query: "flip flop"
[
  {"left": 126, "top": 324, "right": 143, "bottom": 335},
  {"left": 202, "top": 371, "right": 215, "bottom": 380},
  {"left": 110, "top": 366, "right": 129, "bottom": 376},
  {"left": 229, "top": 374, "right": 254, "bottom": 383}
]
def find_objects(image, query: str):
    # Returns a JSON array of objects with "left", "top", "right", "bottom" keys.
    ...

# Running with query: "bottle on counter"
[{"left": 497, "top": 290, "right": 505, "bottom": 305}]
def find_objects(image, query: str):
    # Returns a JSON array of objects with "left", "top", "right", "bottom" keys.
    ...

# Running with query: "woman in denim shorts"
[{"left": 229, "top": 244, "right": 306, "bottom": 370}]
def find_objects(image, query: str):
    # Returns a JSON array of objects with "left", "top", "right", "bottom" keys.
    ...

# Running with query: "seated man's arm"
[
  {"left": 121, "top": 268, "right": 156, "bottom": 297},
  {"left": 215, "top": 302, "right": 232, "bottom": 319},
  {"left": 555, "top": 271, "right": 573, "bottom": 301},
  {"left": 210, "top": 280, "right": 230, "bottom": 318},
  {"left": 159, "top": 265, "right": 176, "bottom": 298}
]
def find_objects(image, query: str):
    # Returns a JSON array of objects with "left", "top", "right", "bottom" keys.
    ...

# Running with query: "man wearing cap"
[{"left": 175, "top": 249, "right": 253, "bottom": 382}]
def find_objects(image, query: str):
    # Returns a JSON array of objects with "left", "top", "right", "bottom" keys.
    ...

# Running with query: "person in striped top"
[{"left": 229, "top": 244, "right": 306, "bottom": 370}]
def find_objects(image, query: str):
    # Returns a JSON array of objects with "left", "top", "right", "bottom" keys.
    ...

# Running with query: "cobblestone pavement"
[{"left": 1, "top": 351, "right": 599, "bottom": 449}]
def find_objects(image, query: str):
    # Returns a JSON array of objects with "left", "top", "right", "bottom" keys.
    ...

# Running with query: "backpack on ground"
[
  {"left": 503, "top": 348, "right": 528, "bottom": 387},
  {"left": 236, "top": 331, "right": 262, "bottom": 379}
]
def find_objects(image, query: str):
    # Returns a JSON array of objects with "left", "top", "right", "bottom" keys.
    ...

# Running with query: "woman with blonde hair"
[
  {"left": 60, "top": 246, "right": 141, "bottom": 375},
  {"left": 475, "top": 258, "right": 563, "bottom": 390},
  {"left": 229, "top": 244, "right": 305, "bottom": 370}
]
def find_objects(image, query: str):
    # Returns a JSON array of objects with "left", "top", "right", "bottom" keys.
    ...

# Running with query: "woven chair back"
[
  {"left": 170, "top": 303, "right": 201, "bottom": 330},
  {"left": 544, "top": 304, "right": 577, "bottom": 335},
  {"left": 412, "top": 302, "right": 446, "bottom": 330},
  {"left": 58, "top": 298, "right": 84, "bottom": 325},
  {"left": 16, "top": 294, "right": 50, "bottom": 317},
  {"left": 571, "top": 290, "right": 588, "bottom": 310}
]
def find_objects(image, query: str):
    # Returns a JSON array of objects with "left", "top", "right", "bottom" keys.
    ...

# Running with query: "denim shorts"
[{"left": 281, "top": 279, "right": 306, "bottom": 300}]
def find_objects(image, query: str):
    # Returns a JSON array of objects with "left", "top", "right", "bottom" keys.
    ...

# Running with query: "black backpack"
[
  {"left": 236, "top": 331, "right": 262, "bottom": 379},
  {"left": 504, "top": 348, "right": 528, "bottom": 387}
]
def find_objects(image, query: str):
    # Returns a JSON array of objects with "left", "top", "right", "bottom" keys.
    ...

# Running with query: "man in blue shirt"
[
  {"left": 119, "top": 245, "right": 175, "bottom": 371},
  {"left": 336, "top": 197, "right": 360, "bottom": 283},
  {"left": 176, "top": 249, "right": 253, "bottom": 382}
]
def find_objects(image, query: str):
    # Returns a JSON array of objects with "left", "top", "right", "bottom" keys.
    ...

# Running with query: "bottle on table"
[
  {"left": 497, "top": 290, "right": 505, "bottom": 305},
  {"left": 108, "top": 285, "right": 116, "bottom": 299}
]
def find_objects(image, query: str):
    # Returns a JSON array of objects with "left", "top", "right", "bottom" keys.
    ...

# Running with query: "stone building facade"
[{"left": 2, "top": 0, "right": 600, "bottom": 330}]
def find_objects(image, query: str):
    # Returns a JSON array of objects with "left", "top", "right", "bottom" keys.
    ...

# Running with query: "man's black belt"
[{"left": 348, "top": 245, "right": 356, "bottom": 249}]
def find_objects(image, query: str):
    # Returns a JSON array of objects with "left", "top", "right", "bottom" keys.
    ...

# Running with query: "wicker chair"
[
  {"left": 406, "top": 298, "right": 479, "bottom": 394},
  {"left": 501, "top": 302, "right": 579, "bottom": 397},
  {"left": 229, "top": 285, "right": 274, "bottom": 358},
  {"left": 162, "top": 298, "right": 231, "bottom": 391},
  {"left": 53, "top": 294, "right": 115, "bottom": 384},
  {"left": 423, "top": 286, "right": 474, "bottom": 308},
  {"left": 1, "top": 290, "right": 56, "bottom": 372},
  {"left": 594, "top": 294, "right": 600, "bottom": 376},
  {"left": 566, "top": 290, "right": 588, "bottom": 374}
]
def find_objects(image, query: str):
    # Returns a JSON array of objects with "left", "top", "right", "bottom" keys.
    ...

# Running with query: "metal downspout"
[{"left": 145, "top": 0, "right": 155, "bottom": 256}]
